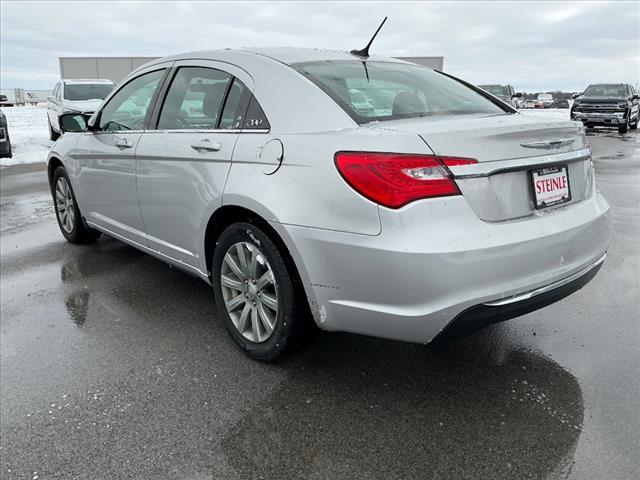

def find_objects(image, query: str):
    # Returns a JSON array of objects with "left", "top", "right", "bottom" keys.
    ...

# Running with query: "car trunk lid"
[{"left": 369, "top": 113, "right": 592, "bottom": 221}]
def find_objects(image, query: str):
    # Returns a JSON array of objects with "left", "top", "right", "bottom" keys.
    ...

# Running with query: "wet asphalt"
[{"left": 1, "top": 129, "right": 639, "bottom": 480}]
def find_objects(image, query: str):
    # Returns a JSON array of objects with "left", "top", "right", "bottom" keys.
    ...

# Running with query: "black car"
[
  {"left": 571, "top": 83, "right": 639, "bottom": 134},
  {"left": 0, "top": 109, "right": 12, "bottom": 159},
  {"left": 551, "top": 99, "right": 570, "bottom": 109}
]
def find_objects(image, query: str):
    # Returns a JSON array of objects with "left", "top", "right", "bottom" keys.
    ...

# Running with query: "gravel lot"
[{"left": 1, "top": 107, "right": 639, "bottom": 479}]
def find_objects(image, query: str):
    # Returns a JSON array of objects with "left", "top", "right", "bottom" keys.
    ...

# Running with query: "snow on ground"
[{"left": 1, "top": 105, "right": 53, "bottom": 168}]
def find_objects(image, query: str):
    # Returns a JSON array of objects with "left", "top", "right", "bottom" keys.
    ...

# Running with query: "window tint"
[
  {"left": 243, "top": 95, "right": 270, "bottom": 130},
  {"left": 64, "top": 83, "right": 114, "bottom": 101},
  {"left": 219, "top": 79, "right": 247, "bottom": 129},
  {"left": 158, "top": 67, "right": 231, "bottom": 130},
  {"left": 295, "top": 61, "right": 505, "bottom": 124},
  {"left": 99, "top": 70, "right": 164, "bottom": 131}
]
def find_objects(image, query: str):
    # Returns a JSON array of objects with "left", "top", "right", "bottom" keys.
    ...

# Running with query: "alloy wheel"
[
  {"left": 220, "top": 241, "right": 278, "bottom": 343},
  {"left": 55, "top": 177, "right": 75, "bottom": 233}
]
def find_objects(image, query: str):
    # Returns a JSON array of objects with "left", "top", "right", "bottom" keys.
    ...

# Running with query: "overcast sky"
[{"left": 1, "top": 1, "right": 638, "bottom": 92}]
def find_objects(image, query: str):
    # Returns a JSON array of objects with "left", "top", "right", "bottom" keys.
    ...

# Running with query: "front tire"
[
  {"left": 619, "top": 122, "right": 628, "bottom": 134},
  {"left": 212, "top": 222, "right": 314, "bottom": 361},
  {"left": 52, "top": 166, "right": 100, "bottom": 243}
]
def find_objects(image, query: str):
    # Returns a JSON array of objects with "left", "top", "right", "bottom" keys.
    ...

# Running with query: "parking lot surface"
[{"left": 1, "top": 128, "right": 639, "bottom": 479}]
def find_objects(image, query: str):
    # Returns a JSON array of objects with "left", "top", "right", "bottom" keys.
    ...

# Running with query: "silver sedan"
[{"left": 48, "top": 48, "right": 610, "bottom": 360}]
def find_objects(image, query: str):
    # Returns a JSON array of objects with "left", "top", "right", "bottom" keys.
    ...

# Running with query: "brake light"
[{"left": 334, "top": 152, "right": 476, "bottom": 209}]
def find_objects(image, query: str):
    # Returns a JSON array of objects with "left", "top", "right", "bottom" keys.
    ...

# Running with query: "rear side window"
[
  {"left": 294, "top": 61, "right": 505, "bottom": 124},
  {"left": 243, "top": 95, "right": 270, "bottom": 130},
  {"left": 158, "top": 67, "right": 231, "bottom": 130},
  {"left": 219, "top": 79, "right": 247, "bottom": 130}
]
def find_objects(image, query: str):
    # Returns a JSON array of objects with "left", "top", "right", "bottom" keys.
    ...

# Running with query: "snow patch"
[{"left": 1, "top": 106, "right": 53, "bottom": 167}]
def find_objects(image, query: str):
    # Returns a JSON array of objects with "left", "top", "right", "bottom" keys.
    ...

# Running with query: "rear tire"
[
  {"left": 212, "top": 221, "right": 315, "bottom": 361},
  {"left": 52, "top": 166, "right": 100, "bottom": 243},
  {"left": 49, "top": 120, "right": 60, "bottom": 141}
]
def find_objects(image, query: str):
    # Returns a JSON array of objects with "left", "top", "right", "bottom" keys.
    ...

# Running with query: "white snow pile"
[{"left": 1, "top": 106, "right": 53, "bottom": 168}]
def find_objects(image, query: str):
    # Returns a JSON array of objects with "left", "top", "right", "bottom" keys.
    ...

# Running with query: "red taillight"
[{"left": 334, "top": 152, "right": 476, "bottom": 209}]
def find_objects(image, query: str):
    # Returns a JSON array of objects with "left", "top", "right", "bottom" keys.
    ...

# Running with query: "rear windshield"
[
  {"left": 480, "top": 85, "right": 510, "bottom": 96},
  {"left": 294, "top": 61, "right": 505, "bottom": 124},
  {"left": 583, "top": 85, "right": 628, "bottom": 97},
  {"left": 64, "top": 83, "right": 114, "bottom": 101}
]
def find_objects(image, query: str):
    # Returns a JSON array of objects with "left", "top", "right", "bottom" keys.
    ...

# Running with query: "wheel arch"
[
  {"left": 47, "top": 156, "right": 64, "bottom": 186},
  {"left": 203, "top": 204, "right": 316, "bottom": 321}
]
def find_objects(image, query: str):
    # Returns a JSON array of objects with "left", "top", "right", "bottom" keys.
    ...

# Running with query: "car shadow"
[{"left": 221, "top": 332, "right": 584, "bottom": 480}]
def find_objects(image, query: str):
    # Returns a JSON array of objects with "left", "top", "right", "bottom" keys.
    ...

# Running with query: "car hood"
[
  {"left": 576, "top": 96, "right": 627, "bottom": 104},
  {"left": 62, "top": 99, "right": 104, "bottom": 113}
]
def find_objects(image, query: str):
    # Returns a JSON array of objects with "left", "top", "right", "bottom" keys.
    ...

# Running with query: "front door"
[
  {"left": 74, "top": 67, "right": 167, "bottom": 245},
  {"left": 135, "top": 63, "right": 251, "bottom": 270}
]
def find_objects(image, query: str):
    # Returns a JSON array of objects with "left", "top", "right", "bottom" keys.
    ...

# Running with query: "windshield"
[
  {"left": 583, "top": 85, "right": 628, "bottom": 97},
  {"left": 64, "top": 83, "right": 114, "bottom": 101},
  {"left": 480, "top": 85, "right": 510, "bottom": 97},
  {"left": 295, "top": 61, "right": 505, "bottom": 124}
]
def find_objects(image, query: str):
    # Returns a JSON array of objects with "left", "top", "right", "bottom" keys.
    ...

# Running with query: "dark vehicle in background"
[
  {"left": 479, "top": 84, "right": 522, "bottom": 108},
  {"left": 47, "top": 79, "right": 115, "bottom": 140},
  {"left": 0, "top": 109, "right": 11, "bottom": 159},
  {"left": 571, "top": 83, "right": 639, "bottom": 134},
  {"left": 551, "top": 99, "right": 570, "bottom": 109}
]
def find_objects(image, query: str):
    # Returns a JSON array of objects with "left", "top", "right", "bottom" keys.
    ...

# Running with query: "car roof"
[
  {"left": 150, "top": 47, "right": 410, "bottom": 68},
  {"left": 62, "top": 79, "right": 115, "bottom": 85}
]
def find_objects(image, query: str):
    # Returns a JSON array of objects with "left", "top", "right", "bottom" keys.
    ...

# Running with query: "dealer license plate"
[{"left": 531, "top": 165, "right": 571, "bottom": 209}]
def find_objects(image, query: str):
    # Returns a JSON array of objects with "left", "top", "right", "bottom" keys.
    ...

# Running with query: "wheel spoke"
[
  {"left": 260, "top": 292, "right": 278, "bottom": 312},
  {"left": 248, "top": 247, "right": 258, "bottom": 277},
  {"left": 256, "top": 271, "right": 272, "bottom": 290},
  {"left": 257, "top": 302, "right": 274, "bottom": 334},
  {"left": 250, "top": 307, "right": 260, "bottom": 342},
  {"left": 237, "top": 303, "right": 251, "bottom": 333},
  {"left": 56, "top": 190, "right": 65, "bottom": 202},
  {"left": 224, "top": 252, "right": 245, "bottom": 280},
  {"left": 225, "top": 293, "right": 245, "bottom": 312},
  {"left": 221, "top": 274, "right": 243, "bottom": 291},
  {"left": 235, "top": 243, "right": 249, "bottom": 274}
]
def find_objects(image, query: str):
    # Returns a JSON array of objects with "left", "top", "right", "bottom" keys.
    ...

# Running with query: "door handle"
[
  {"left": 191, "top": 139, "right": 221, "bottom": 153},
  {"left": 114, "top": 137, "right": 134, "bottom": 149}
]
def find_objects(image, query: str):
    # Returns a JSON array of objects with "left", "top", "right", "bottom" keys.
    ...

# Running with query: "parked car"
[
  {"left": 0, "top": 109, "right": 12, "bottom": 159},
  {"left": 47, "top": 79, "right": 115, "bottom": 140},
  {"left": 551, "top": 99, "right": 570, "bottom": 109},
  {"left": 571, "top": 83, "right": 639, "bottom": 134},
  {"left": 478, "top": 84, "right": 522, "bottom": 108},
  {"left": 48, "top": 48, "right": 610, "bottom": 361},
  {"left": 522, "top": 100, "right": 537, "bottom": 109},
  {"left": 537, "top": 93, "right": 554, "bottom": 108}
]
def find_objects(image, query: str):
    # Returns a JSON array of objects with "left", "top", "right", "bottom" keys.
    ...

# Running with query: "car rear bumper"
[{"left": 276, "top": 190, "right": 610, "bottom": 344}]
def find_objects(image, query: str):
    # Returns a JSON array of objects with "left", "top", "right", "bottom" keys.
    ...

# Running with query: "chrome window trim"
[
  {"left": 449, "top": 147, "right": 591, "bottom": 179},
  {"left": 84, "top": 129, "right": 270, "bottom": 135}
]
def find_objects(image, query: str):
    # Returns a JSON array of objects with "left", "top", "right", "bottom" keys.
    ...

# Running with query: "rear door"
[
  {"left": 135, "top": 61, "right": 253, "bottom": 271},
  {"left": 73, "top": 66, "right": 169, "bottom": 245}
]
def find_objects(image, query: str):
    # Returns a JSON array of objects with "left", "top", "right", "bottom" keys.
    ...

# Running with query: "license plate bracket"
[{"left": 531, "top": 165, "right": 571, "bottom": 209}]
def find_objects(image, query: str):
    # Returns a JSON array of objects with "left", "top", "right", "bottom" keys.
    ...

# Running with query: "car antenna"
[{"left": 350, "top": 17, "right": 388, "bottom": 58}]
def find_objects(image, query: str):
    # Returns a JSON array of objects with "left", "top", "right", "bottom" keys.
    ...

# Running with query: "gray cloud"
[{"left": 1, "top": 0, "right": 638, "bottom": 92}]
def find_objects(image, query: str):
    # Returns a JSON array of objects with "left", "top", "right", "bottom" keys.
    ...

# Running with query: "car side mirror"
[
  {"left": 512, "top": 92, "right": 523, "bottom": 98},
  {"left": 632, "top": 94, "right": 640, "bottom": 100},
  {"left": 572, "top": 93, "right": 581, "bottom": 99},
  {"left": 59, "top": 113, "right": 89, "bottom": 133}
]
